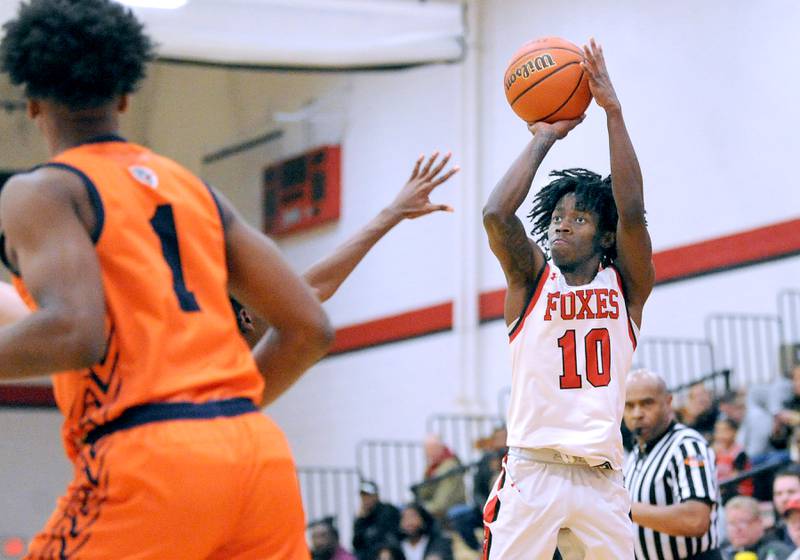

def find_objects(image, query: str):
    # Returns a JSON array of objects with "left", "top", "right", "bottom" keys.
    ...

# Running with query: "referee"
[{"left": 624, "top": 370, "right": 720, "bottom": 560}]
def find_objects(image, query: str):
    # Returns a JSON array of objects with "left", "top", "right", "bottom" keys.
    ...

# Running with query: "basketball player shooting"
[{"left": 481, "top": 38, "right": 654, "bottom": 559}]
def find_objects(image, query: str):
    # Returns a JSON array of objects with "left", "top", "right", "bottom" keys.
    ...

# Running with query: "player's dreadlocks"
[
  {"left": 527, "top": 168, "right": 619, "bottom": 266},
  {"left": 0, "top": 0, "right": 155, "bottom": 110}
]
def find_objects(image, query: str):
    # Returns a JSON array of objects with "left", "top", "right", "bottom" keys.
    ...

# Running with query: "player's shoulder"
[
  {"left": 1, "top": 166, "right": 86, "bottom": 217},
  {"left": 0, "top": 165, "right": 99, "bottom": 242}
]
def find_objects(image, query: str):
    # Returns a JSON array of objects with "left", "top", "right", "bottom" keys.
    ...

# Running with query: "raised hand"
[
  {"left": 527, "top": 115, "right": 585, "bottom": 140},
  {"left": 387, "top": 152, "right": 459, "bottom": 220},
  {"left": 581, "top": 38, "right": 621, "bottom": 113}
]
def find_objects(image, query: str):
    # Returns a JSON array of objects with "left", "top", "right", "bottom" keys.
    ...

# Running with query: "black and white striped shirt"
[{"left": 624, "top": 422, "right": 719, "bottom": 560}]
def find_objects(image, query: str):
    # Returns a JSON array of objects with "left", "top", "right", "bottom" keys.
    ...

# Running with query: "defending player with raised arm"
[
  {"left": 480, "top": 39, "right": 654, "bottom": 560},
  {"left": 238, "top": 152, "right": 459, "bottom": 352}
]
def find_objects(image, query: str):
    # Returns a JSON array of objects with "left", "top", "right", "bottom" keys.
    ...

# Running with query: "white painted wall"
[{"left": 1, "top": 0, "right": 799, "bottom": 542}]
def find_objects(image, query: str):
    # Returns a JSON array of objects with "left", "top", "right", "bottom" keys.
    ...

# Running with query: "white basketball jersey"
[{"left": 506, "top": 263, "right": 638, "bottom": 469}]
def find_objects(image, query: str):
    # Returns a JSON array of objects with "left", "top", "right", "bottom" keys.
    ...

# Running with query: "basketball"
[{"left": 504, "top": 37, "right": 592, "bottom": 124}]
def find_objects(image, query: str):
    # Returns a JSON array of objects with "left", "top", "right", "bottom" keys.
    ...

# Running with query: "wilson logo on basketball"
[{"left": 505, "top": 53, "right": 557, "bottom": 91}]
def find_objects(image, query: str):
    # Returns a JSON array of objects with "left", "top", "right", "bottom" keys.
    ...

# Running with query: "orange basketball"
[{"left": 504, "top": 37, "right": 592, "bottom": 124}]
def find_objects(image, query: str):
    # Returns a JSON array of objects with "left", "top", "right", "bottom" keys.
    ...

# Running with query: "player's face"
[
  {"left": 547, "top": 193, "right": 607, "bottom": 270},
  {"left": 624, "top": 381, "right": 672, "bottom": 443},
  {"left": 774, "top": 476, "right": 800, "bottom": 515}
]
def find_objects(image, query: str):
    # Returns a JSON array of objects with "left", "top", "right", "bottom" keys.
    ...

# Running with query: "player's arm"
[
  {"left": 215, "top": 190, "right": 334, "bottom": 406},
  {"left": 0, "top": 281, "right": 29, "bottom": 326},
  {"left": 582, "top": 38, "right": 654, "bottom": 327},
  {"left": 630, "top": 500, "right": 711, "bottom": 538},
  {"left": 237, "top": 152, "right": 459, "bottom": 347},
  {"left": 304, "top": 152, "right": 458, "bottom": 302},
  {"left": 0, "top": 170, "right": 106, "bottom": 379},
  {"left": 482, "top": 120, "right": 582, "bottom": 325}
]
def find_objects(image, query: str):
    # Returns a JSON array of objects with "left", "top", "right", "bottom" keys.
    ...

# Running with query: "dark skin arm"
[
  {"left": 0, "top": 168, "right": 106, "bottom": 379},
  {"left": 239, "top": 152, "right": 459, "bottom": 346},
  {"left": 482, "top": 119, "right": 583, "bottom": 326},
  {"left": 631, "top": 500, "right": 711, "bottom": 538},
  {"left": 582, "top": 38, "right": 654, "bottom": 326},
  {"left": 0, "top": 282, "right": 29, "bottom": 325},
  {"left": 216, "top": 190, "right": 334, "bottom": 406}
]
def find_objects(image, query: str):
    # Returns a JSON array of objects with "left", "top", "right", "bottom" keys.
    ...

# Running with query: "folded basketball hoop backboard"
[{"left": 0, "top": 1, "right": 464, "bottom": 71}]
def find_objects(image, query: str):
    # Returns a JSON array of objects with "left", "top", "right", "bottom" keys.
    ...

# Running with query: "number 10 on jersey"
[{"left": 557, "top": 328, "right": 611, "bottom": 389}]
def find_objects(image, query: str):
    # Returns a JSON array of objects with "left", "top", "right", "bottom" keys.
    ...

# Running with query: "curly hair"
[
  {"left": 0, "top": 0, "right": 155, "bottom": 109},
  {"left": 527, "top": 168, "right": 619, "bottom": 266}
]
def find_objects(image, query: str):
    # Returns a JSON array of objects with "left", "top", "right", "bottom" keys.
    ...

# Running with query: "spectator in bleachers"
[
  {"left": 782, "top": 499, "right": 800, "bottom": 559},
  {"left": 473, "top": 426, "right": 507, "bottom": 506},
  {"left": 714, "top": 417, "right": 754, "bottom": 504},
  {"left": 719, "top": 389, "right": 776, "bottom": 462},
  {"left": 720, "top": 496, "right": 793, "bottom": 560},
  {"left": 370, "top": 543, "right": 406, "bottom": 560},
  {"left": 677, "top": 383, "right": 720, "bottom": 442},
  {"left": 398, "top": 503, "right": 453, "bottom": 560},
  {"left": 353, "top": 481, "right": 401, "bottom": 560},
  {"left": 770, "top": 366, "right": 800, "bottom": 462},
  {"left": 767, "top": 465, "right": 800, "bottom": 548},
  {"left": 445, "top": 426, "right": 507, "bottom": 553},
  {"left": 310, "top": 518, "right": 357, "bottom": 560},
  {"left": 417, "top": 435, "right": 466, "bottom": 521}
]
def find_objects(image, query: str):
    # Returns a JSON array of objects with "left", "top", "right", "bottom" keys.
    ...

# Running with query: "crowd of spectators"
[{"left": 309, "top": 356, "right": 800, "bottom": 560}]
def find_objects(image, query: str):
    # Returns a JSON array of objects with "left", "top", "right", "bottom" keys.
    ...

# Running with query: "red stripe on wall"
[
  {"left": 329, "top": 301, "right": 453, "bottom": 355},
  {"left": 3, "top": 218, "right": 799, "bottom": 407},
  {"left": 652, "top": 217, "right": 800, "bottom": 284}
]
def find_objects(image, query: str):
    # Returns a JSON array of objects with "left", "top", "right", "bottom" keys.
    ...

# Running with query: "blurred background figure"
[
  {"left": 311, "top": 518, "right": 357, "bottom": 560},
  {"left": 370, "top": 543, "right": 406, "bottom": 560},
  {"left": 766, "top": 466, "right": 800, "bottom": 548},
  {"left": 770, "top": 366, "right": 800, "bottom": 462},
  {"left": 353, "top": 481, "right": 400, "bottom": 560},
  {"left": 714, "top": 417, "right": 754, "bottom": 504},
  {"left": 417, "top": 435, "right": 465, "bottom": 521},
  {"left": 721, "top": 496, "right": 792, "bottom": 560},
  {"left": 782, "top": 498, "right": 800, "bottom": 559},
  {"left": 678, "top": 383, "right": 720, "bottom": 442},
  {"left": 445, "top": 425, "right": 507, "bottom": 553},
  {"left": 398, "top": 503, "right": 452, "bottom": 560}
]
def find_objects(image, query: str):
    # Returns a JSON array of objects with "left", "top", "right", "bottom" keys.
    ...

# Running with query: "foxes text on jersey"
[{"left": 506, "top": 262, "right": 638, "bottom": 469}]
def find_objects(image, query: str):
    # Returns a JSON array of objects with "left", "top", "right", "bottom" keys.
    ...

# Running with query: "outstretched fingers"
[
  {"left": 419, "top": 151, "right": 440, "bottom": 177},
  {"left": 408, "top": 154, "right": 425, "bottom": 181},
  {"left": 426, "top": 165, "right": 460, "bottom": 192},
  {"left": 426, "top": 151, "right": 452, "bottom": 180}
]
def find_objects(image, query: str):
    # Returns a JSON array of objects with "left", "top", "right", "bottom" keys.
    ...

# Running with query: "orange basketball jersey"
[{"left": 10, "top": 136, "right": 264, "bottom": 461}]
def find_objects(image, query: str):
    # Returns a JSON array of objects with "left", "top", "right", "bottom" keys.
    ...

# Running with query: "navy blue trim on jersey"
[
  {"left": 80, "top": 133, "right": 127, "bottom": 145},
  {"left": 37, "top": 163, "right": 105, "bottom": 244},
  {"left": 0, "top": 233, "right": 20, "bottom": 276},
  {"left": 84, "top": 397, "right": 258, "bottom": 445},
  {"left": 202, "top": 181, "right": 226, "bottom": 233},
  {"left": 507, "top": 262, "right": 548, "bottom": 339}
]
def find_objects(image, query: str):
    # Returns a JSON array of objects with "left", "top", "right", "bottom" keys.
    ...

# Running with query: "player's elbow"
[
  {"left": 299, "top": 312, "right": 335, "bottom": 358},
  {"left": 482, "top": 206, "right": 511, "bottom": 233},
  {"left": 48, "top": 309, "right": 106, "bottom": 369}
]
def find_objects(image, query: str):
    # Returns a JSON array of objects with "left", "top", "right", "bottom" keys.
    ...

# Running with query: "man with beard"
[{"left": 398, "top": 503, "right": 452, "bottom": 560}]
